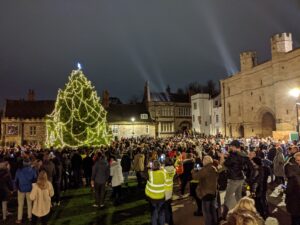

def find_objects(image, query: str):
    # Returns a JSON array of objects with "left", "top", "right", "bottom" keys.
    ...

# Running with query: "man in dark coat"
[
  {"left": 71, "top": 151, "right": 83, "bottom": 188},
  {"left": 121, "top": 151, "right": 131, "bottom": 187},
  {"left": 284, "top": 150, "right": 300, "bottom": 225},
  {"left": 181, "top": 153, "right": 194, "bottom": 195}
]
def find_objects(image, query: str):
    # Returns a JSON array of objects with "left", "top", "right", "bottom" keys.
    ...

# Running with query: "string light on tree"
[{"left": 46, "top": 67, "right": 112, "bottom": 148}]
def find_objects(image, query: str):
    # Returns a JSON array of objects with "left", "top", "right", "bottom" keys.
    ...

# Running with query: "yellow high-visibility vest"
[
  {"left": 164, "top": 168, "right": 175, "bottom": 192},
  {"left": 145, "top": 170, "right": 166, "bottom": 200}
]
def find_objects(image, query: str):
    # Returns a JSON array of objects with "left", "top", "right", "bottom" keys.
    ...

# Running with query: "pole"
[{"left": 297, "top": 104, "right": 299, "bottom": 134}]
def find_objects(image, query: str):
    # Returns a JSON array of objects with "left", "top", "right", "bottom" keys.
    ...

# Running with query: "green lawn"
[{"left": 49, "top": 182, "right": 150, "bottom": 225}]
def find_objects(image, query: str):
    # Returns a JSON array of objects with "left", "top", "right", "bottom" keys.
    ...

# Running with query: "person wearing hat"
[
  {"left": 145, "top": 160, "right": 166, "bottom": 225},
  {"left": 15, "top": 159, "right": 37, "bottom": 224},
  {"left": 222, "top": 140, "right": 253, "bottom": 219}
]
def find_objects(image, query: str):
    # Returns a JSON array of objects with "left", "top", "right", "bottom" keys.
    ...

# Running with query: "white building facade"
[{"left": 191, "top": 93, "right": 223, "bottom": 136}]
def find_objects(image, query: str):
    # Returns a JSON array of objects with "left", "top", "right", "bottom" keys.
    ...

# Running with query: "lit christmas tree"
[{"left": 46, "top": 66, "right": 112, "bottom": 148}]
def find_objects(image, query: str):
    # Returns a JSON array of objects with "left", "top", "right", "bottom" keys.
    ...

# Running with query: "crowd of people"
[{"left": 0, "top": 135, "right": 300, "bottom": 225}]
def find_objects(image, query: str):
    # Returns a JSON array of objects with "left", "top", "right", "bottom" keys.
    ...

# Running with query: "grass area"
[{"left": 48, "top": 182, "right": 150, "bottom": 225}]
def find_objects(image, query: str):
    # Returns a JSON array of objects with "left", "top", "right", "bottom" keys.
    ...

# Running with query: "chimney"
[
  {"left": 27, "top": 89, "right": 35, "bottom": 101},
  {"left": 102, "top": 90, "right": 110, "bottom": 109},
  {"left": 143, "top": 81, "right": 151, "bottom": 103}
]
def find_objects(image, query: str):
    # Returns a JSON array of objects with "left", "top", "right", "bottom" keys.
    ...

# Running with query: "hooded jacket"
[{"left": 133, "top": 153, "right": 145, "bottom": 172}]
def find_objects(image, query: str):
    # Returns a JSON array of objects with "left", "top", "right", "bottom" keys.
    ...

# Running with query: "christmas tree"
[{"left": 46, "top": 67, "right": 112, "bottom": 148}]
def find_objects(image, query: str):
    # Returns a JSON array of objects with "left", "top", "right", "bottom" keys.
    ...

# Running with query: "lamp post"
[
  {"left": 289, "top": 88, "right": 300, "bottom": 133},
  {"left": 131, "top": 117, "right": 135, "bottom": 137}
]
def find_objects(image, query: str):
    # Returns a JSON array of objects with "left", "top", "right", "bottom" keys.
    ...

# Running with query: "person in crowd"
[
  {"left": 196, "top": 155, "right": 219, "bottom": 225},
  {"left": 267, "top": 144, "right": 277, "bottom": 183},
  {"left": 133, "top": 148, "right": 145, "bottom": 188},
  {"left": 91, "top": 152, "right": 110, "bottom": 208},
  {"left": 249, "top": 157, "right": 269, "bottom": 219},
  {"left": 164, "top": 157, "right": 176, "bottom": 225},
  {"left": 121, "top": 150, "right": 131, "bottom": 187},
  {"left": 30, "top": 170, "right": 54, "bottom": 225},
  {"left": 273, "top": 144, "right": 285, "bottom": 185},
  {"left": 110, "top": 156, "right": 124, "bottom": 205},
  {"left": 82, "top": 151, "right": 93, "bottom": 188},
  {"left": 223, "top": 140, "right": 253, "bottom": 218},
  {"left": 191, "top": 158, "right": 203, "bottom": 216},
  {"left": 71, "top": 151, "right": 83, "bottom": 188},
  {"left": 0, "top": 158, "right": 13, "bottom": 221},
  {"left": 284, "top": 151, "right": 300, "bottom": 225},
  {"left": 42, "top": 153, "right": 56, "bottom": 184},
  {"left": 175, "top": 152, "right": 184, "bottom": 186},
  {"left": 52, "top": 153, "right": 63, "bottom": 206},
  {"left": 225, "top": 197, "right": 264, "bottom": 225},
  {"left": 15, "top": 159, "right": 37, "bottom": 224},
  {"left": 181, "top": 153, "right": 194, "bottom": 196},
  {"left": 145, "top": 160, "right": 166, "bottom": 225}
]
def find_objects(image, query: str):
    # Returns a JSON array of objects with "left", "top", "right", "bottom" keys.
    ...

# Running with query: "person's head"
[
  {"left": 203, "top": 155, "right": 213, "bottom": 166},
  {"left": 152, "top": 160, "right": 161, "bottom": 171},
  {"left": 164, "top": 157, "right": 173, "bottom": 167},
  {"left": 248, "top": 151, "right": 256, "bottom": 160},
  {"left": 37, "top": 170, "right": 49, "bottom": 190},
  {"left": 235, "top": 213, "right": 259, "bottom": 225},
  {"left": 230, "top": 140, "right": 241, "bottom": 152},
  {"left": 233, "top": 197, "right": 257, "bottom": 213},
  {"left": 294, "top": 152, "right": 300, "bottom": 166},
  {"left": 288, "top": 146, "right": 299, "bottom": 155}
]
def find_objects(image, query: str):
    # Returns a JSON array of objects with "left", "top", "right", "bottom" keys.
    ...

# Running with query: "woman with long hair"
[
  {"left": 225, "top": 197, "right": 264, "bottom": 225},
  {"left": 30, "top": 170, "right": 54, "bottom": 225}
]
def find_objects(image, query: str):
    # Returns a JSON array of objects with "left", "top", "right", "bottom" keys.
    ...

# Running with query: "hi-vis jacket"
[
  {"left": 145, "top": 169, "right": 166, "bottom": 200},
  {"left": 164, "top": 166, "right": 176, "bottom": 200}
]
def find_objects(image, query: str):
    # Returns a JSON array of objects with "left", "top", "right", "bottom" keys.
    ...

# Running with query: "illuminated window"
[
  {"left": 30, "top": 126, "right": 37, "bottom": 136},
  {"left": 140, "top": 114, "right": 148, "bottom": 120},
  {"left": 112, "top": 125, "right": 119, "bottom": 134}
]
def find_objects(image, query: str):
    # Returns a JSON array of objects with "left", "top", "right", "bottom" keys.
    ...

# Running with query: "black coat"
[
  {"left": 249, "top": 165, "right": 269, "bottom": 197},
  {"left": 82, "top": 156, "right": 93, "bottom": 176},
  {"left": 0, "top": 168, "right": 13, "bottom": 202},
  {"left": 182, "top": 159, "right": 194, "bottom": 181},
  {"left": 284, "top": 156, "right": 300, "bottom": 216},
  {"left": 224, "top": 151, "right": 252, "bottom": 180},
  {"left": 121, "top": 154, "right": 131, "bottom": 173}
]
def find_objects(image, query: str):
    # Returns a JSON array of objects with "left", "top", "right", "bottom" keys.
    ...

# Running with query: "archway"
[
  {"left": 238, "top": 125, "right": 245, "bottom": 138},
  {"left": 261, "top": 112, "right": 276, "bottom": 137}
]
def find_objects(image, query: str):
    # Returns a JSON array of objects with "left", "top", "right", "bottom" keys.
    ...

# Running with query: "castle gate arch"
[{"left": 261, "top": 112, "right": 276, "bottom": 137}]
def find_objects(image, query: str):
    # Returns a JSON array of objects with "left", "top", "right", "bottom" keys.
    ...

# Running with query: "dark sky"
[{"left": 1, "top": 0, "right": 300, "bottom": 106}]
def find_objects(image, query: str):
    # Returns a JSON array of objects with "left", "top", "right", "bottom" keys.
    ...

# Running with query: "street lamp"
[
  {"left": 131, "top": 117, "right": 135, "bottom": 137},
  {"left": 289, "top": 88, "right": 300, "bottom": 133}
]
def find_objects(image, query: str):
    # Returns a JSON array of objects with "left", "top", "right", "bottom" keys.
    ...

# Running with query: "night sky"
[{"left": 1, "top": 0, "right": 300, "bottom": 105}]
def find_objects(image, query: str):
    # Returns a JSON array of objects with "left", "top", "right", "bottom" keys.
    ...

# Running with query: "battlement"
[
  {"left": 271, "top": 32, "right": 292, "bottom": 42},
  {"left": 240, "top": 51, "right": 257, "bottom": 57},
  {"left": 271, "top": 32, "right": 293, "bottom": 57},
  {"left": 240, "top": 51, "right": 257, "bottom": 72}
]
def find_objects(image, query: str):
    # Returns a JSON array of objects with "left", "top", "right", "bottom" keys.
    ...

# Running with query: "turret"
[
  {"left": 240, "top": 51, "right": 257, "bottom": 72},
  {"left": 271, "top": 32, "right": 293, "bottom": 59}
]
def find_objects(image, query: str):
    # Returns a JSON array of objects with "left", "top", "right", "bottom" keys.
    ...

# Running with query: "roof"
[
  {"left": 107, "top": 104, "right": 154, "bottom": 123},
  {"left": 150, "top": 92, "right": 189, "bottom": 103},
  {"left": 4, "top": 100, "right": 55, "bottom": 119}
]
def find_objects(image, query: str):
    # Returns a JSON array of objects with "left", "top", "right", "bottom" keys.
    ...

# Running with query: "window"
[
  {"left": 227, "top": 87, "right": 230, "bottom": 96},
  {"left": 260, "top": 80, "right": 263, "bottom": 86},
  {"left": 215, "top": 100, "right": 218, "bottom": 106},
  {"left": 30, "top": 126, "right": 36, "bottom": 136},
  {"left": 193, "top": 102, "right": 197, "bottom": 110},
  {"left": 140, "top": 114, "right": 148, "bottom": 120},
  {"left": 210, "top": 116, "right": 212, "bottom": 123},
  {"left": 112, "top": 125, "right": 119, "bottom": 134},
  {"left": 7, "top": 125, "right": 18, "bottom": 135},
  {"left": 216, "top": 115, "right": 219, "bottom": 123},
  {"left": 198, "top": 116, "right": 202, "bottom": 124},
  {"left": 228, "top": 103, "right": 231, "bottom": 116},
  {"left": 192, "top": 115, "right": 195, "bottom": 122},
  {"left": 146, "top": 125, "right": 149, "bottom": 134},
  {"left": 205, "top": 121, "right": 208, "bottom": 126},
  {"left": 259, "top": 96, "right": 262, "bottom": 102},
  {"left": 286, "top": 110, "right": 289, "bottom": 115},
  {"left": 161, "top": 122, "right": 173, "bottom": 133}
]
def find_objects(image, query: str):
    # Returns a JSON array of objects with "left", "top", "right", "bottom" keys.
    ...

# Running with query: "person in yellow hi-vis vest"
[
  {"left": 164, "top": 157, "right": 176, "bottom": 225},
  {"left": 145, "top": 160, "right": 166, "bottom": 225}
]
